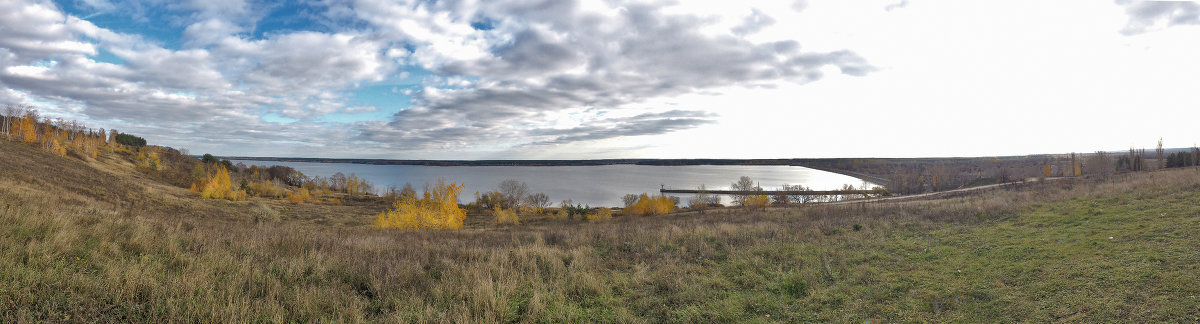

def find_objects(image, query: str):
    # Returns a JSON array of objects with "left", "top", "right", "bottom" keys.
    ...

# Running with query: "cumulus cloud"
[
  {"left": 529, "top": 110, "right": 718, "bottom": 145},
  {"left": 1, "top": 0, "right": 873, "bottom": 157},
  {"left": 1118, "top": 0, "right": 1200, "bottom": 35},
  {"left": 885, "top": 0, "right": 910, "bottom": 12},
  {"left": 348, "top": 0, "right": 874, "bottom": 150},
  {"left": 732, "top": 9, "right": 777, "bottom": 35}
]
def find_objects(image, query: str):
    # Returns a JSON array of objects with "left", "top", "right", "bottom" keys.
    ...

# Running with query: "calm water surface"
[{"left": 230, "top": 160, "right": 873, "bottom": 207}]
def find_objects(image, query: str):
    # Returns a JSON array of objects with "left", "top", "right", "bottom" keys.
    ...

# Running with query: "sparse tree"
[
  {"left": 622, "top": 194, "right": 640, "bottom": 208},
  {"left": 1193, "top": 146, "right": 1200, "bottom": 167},
  {"left": 730, "top": 176, "right": 758, "bottom": 206},
  {"left": 688, "top": 184, "right": 718, "bottom": 212},
  {"left": 330, "top": 172, "right": 347, "bottom": 192},
  {"left": 526, "top": 192, "right": 550, "bottom": 211},
  {"left": 1156, "top": 138, "right": 1165, "bottom": 170},
  {"left": 498, "top": 179, "right": 529, "bottom": 209},
  {"left": 1, "top": 104, "right": 18, "bottom": 138},
  {"left": 1087, "top": 151, "right": 1112, "bottom": 179}
]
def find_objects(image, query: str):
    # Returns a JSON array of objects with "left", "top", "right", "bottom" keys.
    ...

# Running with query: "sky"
[{"left": 1, "top": 0, "right": 1199, "bottom": 159}]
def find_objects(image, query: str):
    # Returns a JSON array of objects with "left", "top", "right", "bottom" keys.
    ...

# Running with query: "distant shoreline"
[
  {"left": 223, "top": 156, "right": 846, "bottom": 167},
  {"left": 224, "top": 156, "right": 895, "bottom": 186}
]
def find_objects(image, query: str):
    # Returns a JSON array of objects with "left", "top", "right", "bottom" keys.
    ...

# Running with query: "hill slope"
[{"left": 3, "top": 140, "right": 1200, "bottom": 322}]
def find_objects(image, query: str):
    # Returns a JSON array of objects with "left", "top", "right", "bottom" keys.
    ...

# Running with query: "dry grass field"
[{"left": 3, "top": 140, "right": 1200, "bottom": 322}]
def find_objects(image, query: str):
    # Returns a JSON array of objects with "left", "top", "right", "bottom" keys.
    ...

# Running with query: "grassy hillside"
[{"left": 3, "top": 140, "right": 1199, "bottom": 322}]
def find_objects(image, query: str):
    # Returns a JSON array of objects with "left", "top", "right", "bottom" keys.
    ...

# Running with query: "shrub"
[
  {"left": 201, "top": 153, "right": 219, "bottom": 164},
  {"left": 493, "top": 207, "right": 519, "bottom": 225},
  {"left": 114, "top": 132, "right": 147, "bottom": 147},
  {"left": 561, "top": 201, "right": 591, "bottom": 219},
  {"left": 375, "top": 179, "right": 465, "bottom": 230},
  {"left": 286, "top": 188, "right": 312, "bottom": 204},
  {"left": 623, "top": 193, "right": 676, "bottom": 216},
  {"left": 251, "top": 202, "right": 281, "bottom": 223},
  {"left": 744, "top": 195, "right": 770, "bottom": 209},
  {"left": 135, "top": 146, "right": 162, "bottom": 170},
  {"left": 248, "top": 180, "right": 285, "bottom": 198},
  {"left": 549, "top": 208, "right": 569, "bottom": 220},
  {"left": 687, "top": 184, "right": 719, "bottom": 211},
  {"left": 196, "top": 165, "right": 246, "bottom": 201},
  {"left": 586, "top": 208, "right": 612, "bottom": 221}
]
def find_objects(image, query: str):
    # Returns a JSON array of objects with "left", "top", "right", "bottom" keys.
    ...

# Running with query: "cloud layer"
[
  {"left": 0, "top": 0, "right": 877, "bottom": 157},
  {"left": 1119, "top": 0, "right": 1200, "bottom": 34}
]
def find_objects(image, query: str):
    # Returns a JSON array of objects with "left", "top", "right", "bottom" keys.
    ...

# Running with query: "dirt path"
[{"left": 818, "top": 176, "right": 1072, "bottom": 206}]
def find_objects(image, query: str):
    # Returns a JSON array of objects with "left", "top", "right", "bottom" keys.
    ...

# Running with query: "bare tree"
[
  {"left": 621, "top": 194, "right": 639, "bottom": 208},
  {"left": 1193, "top": 145, "right": 1200, "bottom": 167},
  {"left": 688, "top": 184, "right": 718, "bottom": 212},
  {"left": 330, "top": 172, "right": 348, "bottom": 192},
  {"left": 525, "top": 192, "right": 550, "bottom": 210},
  {"left": 781, "top": 183, "right": 815, "bottom": 204},
  {"left": 730, "top": 176, "right": 758, "bottom": 206},
  {"left": 1087, "top": 151, "right": 1111, "bottom": 179},
  {"left": 1, "top": 104, "right": 17, "bottom": 138},
  {"left": 1156, "top": 138, "right": 1165, "bottom": 170},
  {"left": 771, "top": 184, "right": 790, "bottom": 206},
  {"left": 498, "top": 179, "right": 529, "bottom": 209}
]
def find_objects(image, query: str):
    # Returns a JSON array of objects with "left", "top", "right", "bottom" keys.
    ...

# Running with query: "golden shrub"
[
  {"left": 286, "top": 188, "right": 312, "bottom": 204},
  {"left": 198, "top": 165, "right": 246, "bottom": 201},
  {"left": 623, "top": 193, "right": 676, "bottom": 216},
  {"left": 549, "top": 208, "right": 568, "bottom": 220},
  {"left": 248, "top": 180, "right": 285, "bottom": 198},
  {"left": 133, "top": 146, "right": 163, "bottom": 170},
  {"left": 49, "top": 138, "right": 66, "bottom": 157},
  {"left": 493, "top": 207, "right": 519, "bottom": 225},
  {"left": 375, "top": 179, "right": 465, "bottom": 230},
  {"left": 744, "top": 195, "right": 770, "bottom": 209},
  {"left": 586, "top": 208, "right": 612, "bottom": 221}
]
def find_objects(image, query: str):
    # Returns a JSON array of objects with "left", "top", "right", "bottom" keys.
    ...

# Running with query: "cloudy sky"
[{"left": 2, "top": 0, "right": 1198, "bottom": 159}]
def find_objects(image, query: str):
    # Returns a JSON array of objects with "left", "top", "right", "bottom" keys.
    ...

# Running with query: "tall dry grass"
[{"left": 4, "top": 140, "right": 1200, "bottom": 321}]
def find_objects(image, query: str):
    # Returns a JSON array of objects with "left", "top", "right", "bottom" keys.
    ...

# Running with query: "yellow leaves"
[
  {"left": 586, "top": 208, "right": 612, "bottom": 221},
  {"left": 344, "top": 174, "right": 371, "bottom": 197},
  {"left": 549, "top": 208, "right": 569, "bottom": 220},
  {"left": 135, "top": 146, "right": 163, "bottom": 170},
  {"left": 198, "top": 165, "right": 246, "bottom": 201},
  {"left": 623, "top": 193, "right": 675, "bottom": 216},
  {"left": 375, "top": 179, "right": 465, "bottom": 230},
  {"left": 19, "top": 116, "right": 37, "bottom": 143},
  {"left": 493, "top": 207, "right": 519, "bottom": 225},
  {"left": 248, "top": 180, "right": 285, "bottom": 198},
  {"left": 744, "top": 195, "right": 770, "bottom": 209},
  {"left": 48, "top": 137, "right": 66, "bottom": 157},
  {"left": 286, "top": 188, "right": 312, "bottom": 204}
]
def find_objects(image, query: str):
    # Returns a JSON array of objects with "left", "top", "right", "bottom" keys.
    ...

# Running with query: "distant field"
[{"left": 3, "top": 140, "right": 1200, "bottom": 322}]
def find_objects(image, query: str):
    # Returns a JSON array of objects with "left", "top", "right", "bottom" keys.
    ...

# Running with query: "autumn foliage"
[
  {"left": 286, "top": 188, "right": 312, "bottom": 203},
  {"left": 493, "top": 207, "right": 519, "bottom": 225},
  {"left": 623, "top": 193, "right": 676, "bottom": 216},
  {"left": 586, "top": 208, "right": 612, "bottom": 221},
  {"left": 375, "top": 179, "right": 466, "bottom": 230},
  {"left": 743, "top": 195, "right": 770, "bottom": 209},
  {"left": 192, "top": 165, "right": 247, "bottom": 201}
]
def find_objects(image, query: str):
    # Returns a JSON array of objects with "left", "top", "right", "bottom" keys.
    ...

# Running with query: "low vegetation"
[
  {"left": 374, "top": 179, "right": 466, "bottom": 230},
  {"left": 622, "top": 193, "right": 677, "bottom": 216},
  {"left": 3, "top": 106, "right": 1199, "bottom": 321}
]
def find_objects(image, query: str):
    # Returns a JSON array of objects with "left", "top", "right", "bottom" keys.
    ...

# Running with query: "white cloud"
[{"left": 4, "top": 0, "right": 1196, "bottom": 159}]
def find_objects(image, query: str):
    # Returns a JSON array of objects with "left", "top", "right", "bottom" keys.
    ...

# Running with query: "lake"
[{"left": 230, "top": 160, "right": 874, "bottom": 207}]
